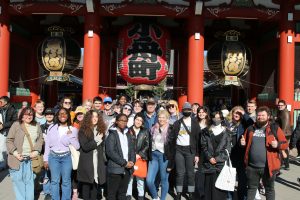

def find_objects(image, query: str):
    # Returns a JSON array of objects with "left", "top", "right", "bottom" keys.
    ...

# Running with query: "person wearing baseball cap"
[
  {"left": 103, "top": 96, "right": 115, "bottom": 133},
  {"left": 143, "top": 97, "right": 158, "bottom": 129},
  {"left": 103, "top": 97, "right": 113, "bottom": 104},
  {"left": 40, "top": 108, "right": 56, "bottom": 199}
]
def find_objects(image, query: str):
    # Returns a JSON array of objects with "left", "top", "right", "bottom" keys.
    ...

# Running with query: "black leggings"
[
  {"left": 175, "top": 145, "right": 195, "bottom": 193},
  {"left": 81, "top": 182, "right": 98, "bottom": 200}
]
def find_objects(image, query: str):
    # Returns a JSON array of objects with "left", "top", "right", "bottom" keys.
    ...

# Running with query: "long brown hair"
[{"left": 80, "top": 110, "right": 107, "bottom": 138}]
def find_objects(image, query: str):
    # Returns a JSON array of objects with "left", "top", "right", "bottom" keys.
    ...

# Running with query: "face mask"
[
  {"left": 212, "top": 118, "right": 222, "bottom": 126},
  {"left": 182, "top": 111, "right": 192, "bottom": 117}
]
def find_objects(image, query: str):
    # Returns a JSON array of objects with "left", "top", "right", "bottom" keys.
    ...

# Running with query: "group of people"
[{"left": 0, "top": 94, "right": 299, "bottom": 200}]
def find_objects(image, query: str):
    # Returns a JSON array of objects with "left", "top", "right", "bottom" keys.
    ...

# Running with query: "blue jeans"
[
  {"left": 146, "top": 150, "right": 169, "bottom": 200},
  {"left": 48, "top": 151, "right": 72, "bottom": 200},
  {"left": 9, "top": 160, "right": 35, "bottom": 200},
  {"left": 126, "top": 176, "right": 145, "bottom": 197}
]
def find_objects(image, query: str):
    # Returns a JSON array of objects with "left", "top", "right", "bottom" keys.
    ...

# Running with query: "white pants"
[{"left": 126, "top": 176, "right": 145, "bottom": 197}]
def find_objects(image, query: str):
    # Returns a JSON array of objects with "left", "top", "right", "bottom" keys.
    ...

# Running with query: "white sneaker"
[{"left": 153, "top": 197, "right": 160, "bottom": 200}]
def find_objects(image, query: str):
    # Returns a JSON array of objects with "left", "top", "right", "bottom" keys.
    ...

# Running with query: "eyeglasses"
[
  {"left": 24, "top": 113, "right": 33, "bottom": 116},
  {"left": 123, "top": 107, "right": 132, "bottom": 111},
  {"left": 59, "top": 113, "right": 68, "bottom": 116},
  {"left": 278, "top": 104, "right": 285, "bottom": 107},
  {"left": 104, "top": 102, "right": 112, "bottom": 105},
  {"left": 64, "top": 101, "right": 71, "bottom": 104}
]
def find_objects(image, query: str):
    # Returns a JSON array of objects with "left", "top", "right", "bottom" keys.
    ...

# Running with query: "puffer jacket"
[
  {"left": 105, "top": 127, "right": 135, "bottom": 174},
  {"left": 0, "top": 104, "right": 18, "bottom": 136}
]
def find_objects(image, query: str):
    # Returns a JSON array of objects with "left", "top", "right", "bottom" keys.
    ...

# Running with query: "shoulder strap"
[
  {"left": 22, "top": 123, "right": 34, "bottom": 151},
  {"left": 181, "top": 119, "right": 191, "bottom": 135}
]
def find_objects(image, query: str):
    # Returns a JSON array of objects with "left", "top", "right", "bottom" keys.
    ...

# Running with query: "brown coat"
[
  {"left": 6, "top": 121, "right": 43, "bottom": 170},
  {"left": 277, "top": 109, "right": 292, "bottom": 136}
]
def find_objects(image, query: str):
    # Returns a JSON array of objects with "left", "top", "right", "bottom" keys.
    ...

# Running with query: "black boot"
[
  {"left": 188, "top": 192, "right": 194, "bottom": 200},
  {"left": 126, "top": 195, "right": 131, "bottom": 200},
  {"left": 176, "top": 192, "right": 182, "bottom": 200}
]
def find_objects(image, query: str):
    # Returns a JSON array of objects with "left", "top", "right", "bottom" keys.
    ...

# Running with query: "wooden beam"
[{"left": 8, "top": 2, "right": 86, "bottom": 16}]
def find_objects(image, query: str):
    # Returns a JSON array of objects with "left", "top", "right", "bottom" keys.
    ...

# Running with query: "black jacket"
[
  {"left": 201, "top": 128, "right": 231, "bottom": 173},
  {"left": 106, "top": 128, "right": 135, "bottom": 174},
  {"left": 77, "top": 128, "right": 106, "bottom": 185},
  {"left": 128, "top": 127, "right": 150, "bottom": 160},
  {"left": 170, "top": 117, "right": 201, "bottom": 155},
  {"left": 0, "top": 104, "right": 17, "bottom": 136},
  {"left": 227, "top": 113, "right": 254, "bottom": 167}
]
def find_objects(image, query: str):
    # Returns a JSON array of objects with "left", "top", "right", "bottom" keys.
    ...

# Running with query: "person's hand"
[
  {"left": 240, "top": 135, "right": 246, "bottom": 146},
  {"left": 30, "top": 151, "right": 39, "bottom": 159},
  {"left": 125, "top": 161, "right": 134, "bottom": 168},
  {"left": 136, "top": 154, "right": 141, "bottom": 160},
  {"left": 44, "top": 161, "right": 49, "bottom": 170},
  {"left": 95, "top": 134, "right": 103, "bottom": 141},
  {"left": 0, "top": 124, "right": 3, "bottom": 130},
  {"left": 209, "top": 158, "right": 217, "bottom": 165},
  {"left": 13, "top": 151, "right": 23, "bottom": 161},
  {"left": 194, "top": 156, "right": 199, "bottom": 163},
  {"left": 236, "top": 109, "right": 245, "bottom": 115},
  {"left": 271, "top": 136, "right": 278, "bottom": 148}
]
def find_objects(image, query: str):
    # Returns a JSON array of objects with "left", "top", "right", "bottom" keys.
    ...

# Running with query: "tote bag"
[
  {"left": 215, "top": 149, "right": 236, "bottom": 191},
  {"left": 133, "top": 158, "right": 147, "bottom": 178},
  {"left": 69, "top": 145, "right": 80, "bottom": 170}
]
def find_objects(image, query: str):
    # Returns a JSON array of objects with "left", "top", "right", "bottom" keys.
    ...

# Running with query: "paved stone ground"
[{"left": 0, "top": 157, "right": 299, "bottom": 200}]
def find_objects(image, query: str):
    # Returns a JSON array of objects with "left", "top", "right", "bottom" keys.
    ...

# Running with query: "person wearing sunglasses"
[
  {"left": 167, "top": 100, "right": 181, "bottom": 125},
  {"left": 60, "top": 97, "right": 75, "bottom": 123},
  {"left": 102, "top": 97, "right": 116, "bottom": 134},
  {"left": 122, "top": 103, "right": 134, "bottom": 127}
]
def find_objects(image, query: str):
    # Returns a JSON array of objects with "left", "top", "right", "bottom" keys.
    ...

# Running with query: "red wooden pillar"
[
  {"left": 83, "top": 14, "right": 101, "bottom": 102},
  {"left": 187, "top": 15, "right": 204, "bottom": 105},
  {"left": 0, "top": 3, "right": 10, "bottom": 97},
  {"left": 278, "top": 2, "right": 295, "bottom": 122},
  {"left": 100, "top": 34, "right": 110, "bottom": 95}
]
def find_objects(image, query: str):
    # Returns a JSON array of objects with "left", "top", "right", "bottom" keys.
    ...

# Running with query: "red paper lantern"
[{"left": 118, "top": 23, "right": 170, "bottom": 84}]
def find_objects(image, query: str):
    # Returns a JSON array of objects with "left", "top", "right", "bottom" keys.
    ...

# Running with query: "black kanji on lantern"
[{"left": 126, "top": 23, "right": 163, "bottom": 80}]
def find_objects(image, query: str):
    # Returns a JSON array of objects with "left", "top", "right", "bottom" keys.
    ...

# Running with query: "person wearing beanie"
[{"left": 170, "top": 102, "right": 201, "bottom": 200}]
